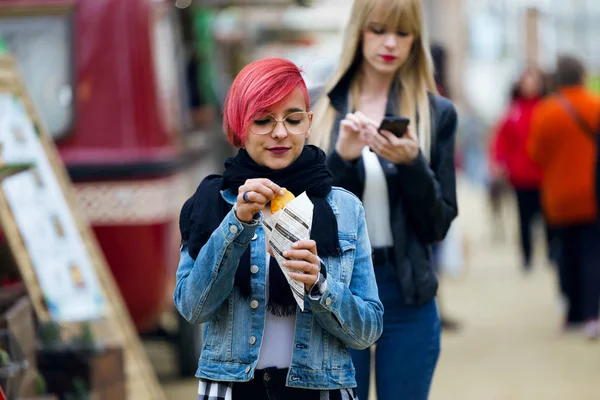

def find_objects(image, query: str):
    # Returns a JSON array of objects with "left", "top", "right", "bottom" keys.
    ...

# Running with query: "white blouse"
[
  {"left": 361, "top": 147, "right": 394, "bottom": 248},
  {"left": 256, "top": 254, "right": 296, "bottom": 369}
]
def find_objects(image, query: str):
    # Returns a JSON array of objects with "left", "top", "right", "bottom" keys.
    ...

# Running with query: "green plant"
[
  {"left": 39, "top": 322, "right": 62, "bottom": 348},
  {"left": 78, "top": 323, "right": 95, "bottom": 347},
  {"left": 69, "top": 322, "right": 100, "bottom": 352},
  {"left": 0, "top": 348, "right": 10, "bottom": 367},
  {"left": 34, "top": 373, "right": 47, "bottom": 395},
  {"left": 70, "top": 377, "right": 89, "bottom": 399}
]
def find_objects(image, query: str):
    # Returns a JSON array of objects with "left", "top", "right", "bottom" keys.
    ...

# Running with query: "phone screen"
[{"left": 379, "top": 117, "right": 410, "bottom": 138}]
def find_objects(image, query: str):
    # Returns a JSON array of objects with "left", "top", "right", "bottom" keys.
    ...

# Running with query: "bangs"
[{"left": 364, "top": 0, "right": 421, "bottom": 35}]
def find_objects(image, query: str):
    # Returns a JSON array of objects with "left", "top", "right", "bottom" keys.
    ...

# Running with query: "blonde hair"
[{"left": 309, "top": 0, "right": 438, "bottom": 157}]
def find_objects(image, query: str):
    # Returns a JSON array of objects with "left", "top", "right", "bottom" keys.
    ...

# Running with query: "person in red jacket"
[{"left": 490, "top": 66, "right": 555, "bottom": 271}]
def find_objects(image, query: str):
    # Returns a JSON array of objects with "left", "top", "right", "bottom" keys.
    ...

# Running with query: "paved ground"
[
  {"left": 153, "top": 179, "right": 599, "bottom": 399},
  {"left": 429, "top": 181, "right": 599, "bottom": 400}
]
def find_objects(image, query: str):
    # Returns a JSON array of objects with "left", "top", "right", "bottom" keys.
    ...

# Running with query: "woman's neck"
[{"left": 358, "top": 63, "right": 396, "bottom": 99}]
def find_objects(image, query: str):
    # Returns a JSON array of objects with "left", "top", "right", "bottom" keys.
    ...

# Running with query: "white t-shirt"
[
  {"left": 362, "top": 147, "right": 394, "bottom": 247},
  {"left": 256, "top": 254, "right": 296, "bottom": 369}
]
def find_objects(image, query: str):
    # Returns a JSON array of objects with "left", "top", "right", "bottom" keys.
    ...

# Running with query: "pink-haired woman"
[{"left": 174, "top": 58, "right": 383, "bottom": 400}]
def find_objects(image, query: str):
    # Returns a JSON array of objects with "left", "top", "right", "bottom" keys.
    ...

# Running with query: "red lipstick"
[
  {"left": 268, "top": 147, "right": 290, "bottom": 155},
  {"left": 381, "top": 55, "right": 397, "bottom": 62}
]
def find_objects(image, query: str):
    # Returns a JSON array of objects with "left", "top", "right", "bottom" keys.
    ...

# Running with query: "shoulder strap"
[{"left": 556, "top": 94, "right": 596, "bottom": 139}]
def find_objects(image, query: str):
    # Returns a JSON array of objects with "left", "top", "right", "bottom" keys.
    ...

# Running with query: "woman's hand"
[
  {"left": 367, "top": 126, "right": 420, "bottom": 164},
  {"left": 236, "top": 179, "right": 284, "bottom": 223},
  {"left": 335, "top": 112, "right": 377, "bottom": 161},
  {"left": 282, "top": 240, "right": 320, "bottom": 292}
]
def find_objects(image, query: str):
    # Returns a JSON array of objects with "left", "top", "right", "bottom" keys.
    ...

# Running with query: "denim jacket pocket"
[{"left": 326, "top": 236, "right": 356, "bottom": 285}]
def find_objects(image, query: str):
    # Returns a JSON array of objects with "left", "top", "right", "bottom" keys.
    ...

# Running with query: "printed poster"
[{"left": 0, "top": 93, "right": 107, "bottom": 322}]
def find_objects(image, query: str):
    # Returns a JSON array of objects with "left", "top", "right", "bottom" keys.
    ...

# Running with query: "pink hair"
[{"left": 223, "top": 58, "right": 309, "bottom": 148}]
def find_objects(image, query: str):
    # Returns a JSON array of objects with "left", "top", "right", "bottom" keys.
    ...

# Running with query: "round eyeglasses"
[{"left": 249, "top": 112, "right": 313, "bottom": 136}]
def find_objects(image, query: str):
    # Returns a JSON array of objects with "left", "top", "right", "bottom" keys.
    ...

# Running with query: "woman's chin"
[
  {"left": 259, "top": 151, "right": 299, "bottom": 170},
  {"left": 366, "top": 59, "right": 401, "bottom": 76}
]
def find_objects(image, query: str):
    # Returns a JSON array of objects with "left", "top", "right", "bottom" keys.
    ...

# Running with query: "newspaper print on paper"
[{"left": 262, "top": 192, "right": 313, "bottom": 311}]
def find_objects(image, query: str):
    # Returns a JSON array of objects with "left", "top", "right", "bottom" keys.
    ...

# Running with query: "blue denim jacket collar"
[{"left": 221, "top": 189, "right": 237, "bottom": 205}]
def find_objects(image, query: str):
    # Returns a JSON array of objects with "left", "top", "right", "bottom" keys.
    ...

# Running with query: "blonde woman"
[{"left": 310, "top": 0, "right": 458, "bottom": 398}]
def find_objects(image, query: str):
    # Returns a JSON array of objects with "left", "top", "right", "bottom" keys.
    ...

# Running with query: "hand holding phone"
[
  {"left": 379, "top": 117, "right": 410, "bottom": 138},
  {"left": 369, "top": 116, "right": 419, "bottom": 164}
]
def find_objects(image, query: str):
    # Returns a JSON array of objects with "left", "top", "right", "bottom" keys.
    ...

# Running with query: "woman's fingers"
[
  {"left": 282, "top": 241, "right": 320, "bottom": 277},
  {"left": 283, "top": 249, "right": 319, "bottom": 265},
  {"left": 288, "top": 271, "right": 318, "bottom": 286},
  {"left": 365, "top": 124, "right": 380, "bottom": 136},
  {"left": 284, "top": 258, "right": 319, "bottom": 288},
  {"left": 347, "top": 112, "right": 379, "bottom": 134},
  {"left": 237, "top": 190, "right": 268, "bottom": 205},
  {"left": 262, "top": 179, "right": 284, "bottom": 195},
  {"left": 340, "top": 119, "right": 361, "bottom": 133},
  {"left": 367, "top": 129, "right": 389, "bottom": 152},
  {"left": 246, "top": 179, "right": 283, "bottom": 195},
  {"left": 293, "top": 239, "right": 317, "bottom": 251},
  {"left": 239, "top": 180, "right": 283, "bottom": 203},
  {"left": 379, "top": 130, "right": 402, "bottom": 145},
  {"left": 282, "top": 259, "right": 317, "bottom": 274},
  {"left": 290, "top": 240, "right": 318, "bottom": 256},
  {"left": 345, "top": 113, "right": 362, "bottom": 125},
  {"left": 280, "top": 243, "right": 320, "bottom": 290},
  {"left": 354, "top": 112, "right": 380, "bottom": 129}
]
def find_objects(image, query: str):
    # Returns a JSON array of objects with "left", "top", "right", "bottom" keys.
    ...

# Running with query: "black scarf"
[{"left": 179, "top": 145, "right": 340, "bottom": 316}]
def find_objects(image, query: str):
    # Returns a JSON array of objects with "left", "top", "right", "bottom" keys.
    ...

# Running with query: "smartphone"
[{"left": 379, "top": 116, "right": 410, "bottom": 138}]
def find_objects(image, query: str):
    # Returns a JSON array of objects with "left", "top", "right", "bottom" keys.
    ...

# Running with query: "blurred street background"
[{"left": 0, "top": 0, "right": 599, "bottom": 399}]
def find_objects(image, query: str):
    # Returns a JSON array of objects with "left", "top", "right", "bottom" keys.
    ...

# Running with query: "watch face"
[{"left": 0, "top": 15, "right": 74, "bottom": 138}]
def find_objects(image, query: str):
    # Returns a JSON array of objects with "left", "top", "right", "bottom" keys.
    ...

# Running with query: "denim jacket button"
[
  {"left": 245, "top": 366, "right": 251, "bottom": 374},
  {"left": 249, "top": 336, "right": 257, "bottom": 345},
  {"left": 250, "top": 265, "right": 259, "bottom": 274},
  {"left": 251, "top": 233, "right": 258, "bottom": 241},
  {"left": 325, "top": 297, "right": 332, "bottom": 307},
  {"left": 229, "top": 224, "right": 238, "bottom": 234},
  {"left": 250, "top": 300, "right": 259, "bottom": 309}
]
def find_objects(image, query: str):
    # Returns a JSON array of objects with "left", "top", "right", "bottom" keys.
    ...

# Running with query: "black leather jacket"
[{"left": 323, "top": 76, "right": 458, "bottom": 306}]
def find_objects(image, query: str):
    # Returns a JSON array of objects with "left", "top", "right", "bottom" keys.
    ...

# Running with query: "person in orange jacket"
[
  {"left": 528, "top": 56, "right": 600, "bottom": 339},
  {"left": 490, "top": 67, "right": 555, "bottom": 271}
]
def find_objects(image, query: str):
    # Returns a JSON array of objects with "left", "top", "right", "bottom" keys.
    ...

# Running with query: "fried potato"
[{"left": 270, "top": 189, "right": 295, "bottom": 213}]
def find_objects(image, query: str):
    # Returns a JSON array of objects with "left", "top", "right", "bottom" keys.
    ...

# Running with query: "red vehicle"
[{"left": 0, "top": 0, "right": 208, "bottom": 376}]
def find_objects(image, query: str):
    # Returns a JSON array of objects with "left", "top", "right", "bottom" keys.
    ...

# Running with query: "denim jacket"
[{"left": 173, "top": 187, "right": 383, "bottom": 389}]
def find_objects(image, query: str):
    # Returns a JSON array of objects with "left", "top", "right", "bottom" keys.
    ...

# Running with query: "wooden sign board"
[{"left": 0, "top": 56, "right": 165, "bottom": 399}]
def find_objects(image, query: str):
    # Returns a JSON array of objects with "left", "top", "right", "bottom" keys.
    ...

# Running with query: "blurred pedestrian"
[
  {"left": 490, "top": 66, "right": 555, "bottom": 271},
  {"left": 174, "top": 58, "right": 383, "bottom": 399},
  {"left": 310, "top": 0, "right": 458, "bottom": 398},
  {"left": 529, "top": 56, "right": 600, "bottom": 339}
]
